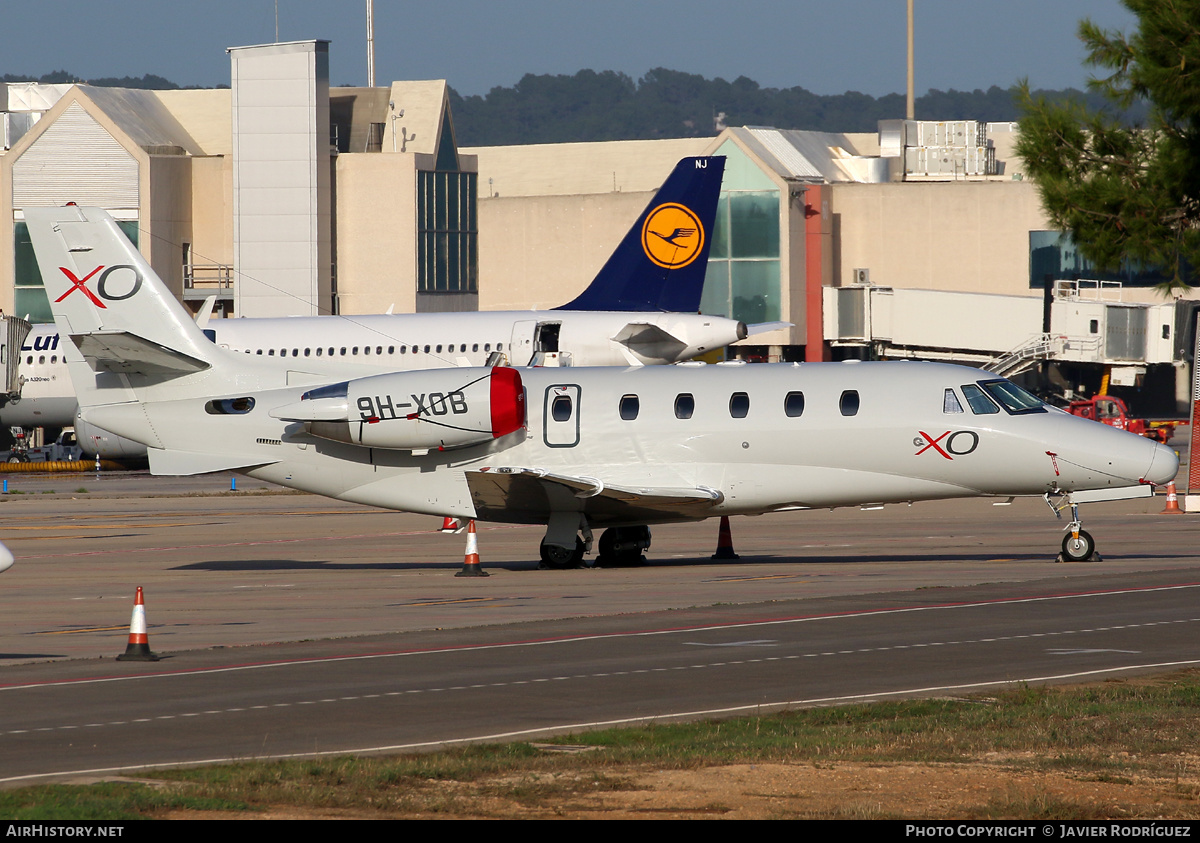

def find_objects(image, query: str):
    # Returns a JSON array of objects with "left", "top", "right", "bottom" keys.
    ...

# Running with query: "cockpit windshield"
[{"left": 977, "top": 380, "right": 1046, "bottom": 415}]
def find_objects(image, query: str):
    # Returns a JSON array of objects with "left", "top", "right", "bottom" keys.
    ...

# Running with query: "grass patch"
[{"left": 10, "top": 671, "right": 1200, "bottom": 819}]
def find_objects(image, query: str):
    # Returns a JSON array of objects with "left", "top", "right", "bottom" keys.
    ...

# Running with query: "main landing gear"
[
  {"left": 537, "top": 524, "right": 652, "bottom": 568},
  {"left": 596, "top": 526, "right": 651, "bottom": 567},
  {"left": 1044, "top": 493, "right": 1100, "bottom": 563}
]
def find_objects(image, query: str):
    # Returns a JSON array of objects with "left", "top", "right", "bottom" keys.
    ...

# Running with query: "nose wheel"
[
  {"left": 1060, "top": 528, "right": 1096, "bottom": 563},
  {"left": 1045, "top": 493, "right": 1102, "bottom": 563}
]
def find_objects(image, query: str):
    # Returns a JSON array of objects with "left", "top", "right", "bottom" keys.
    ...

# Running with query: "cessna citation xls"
[
  {"left": 8, "top": 157, "right": 776, "bottom": 455},
  {"left": 28, "top": 205, "right": 1178, "bottom": 567}
]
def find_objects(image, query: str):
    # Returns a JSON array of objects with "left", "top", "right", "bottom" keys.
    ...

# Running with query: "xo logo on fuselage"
[
  {"left": 641, "top": 203, "right": 705, "bottom": 269},
  {"left": 55, "top": 264, "right": 143, "bottom": 310},
  {"left": 914, "top": 430, "right": 979, "bottom": 460}
]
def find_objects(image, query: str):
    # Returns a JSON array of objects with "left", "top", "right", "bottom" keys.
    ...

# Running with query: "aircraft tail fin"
[
  {"left": 24, "top": 205, "right": 217, "bottom": 380},
  {"left": 557, "top": 156, "right": 725, "bottom": 313}
]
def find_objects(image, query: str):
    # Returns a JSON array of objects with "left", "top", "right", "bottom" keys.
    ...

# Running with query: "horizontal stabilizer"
[
  {"left": 610, "top": 322, "right": 687, "bottom": 362},
  {"left": 71, "top": 331, "right": 211, "bottom": 376},
  {"left": 148, "top": 448, "right": 279, "bottom": 476},
  {"left": 467, "top": 466, "right": 722, "bottom": 525}
]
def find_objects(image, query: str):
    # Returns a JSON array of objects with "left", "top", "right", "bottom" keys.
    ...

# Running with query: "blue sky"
[{"left": 2, "top": 1, "right": 1139, "bottom": 97}]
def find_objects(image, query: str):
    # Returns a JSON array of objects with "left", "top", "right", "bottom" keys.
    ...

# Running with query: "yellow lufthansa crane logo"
[{"left": 641, "top": 203, "right": 705, "bottom": 269}]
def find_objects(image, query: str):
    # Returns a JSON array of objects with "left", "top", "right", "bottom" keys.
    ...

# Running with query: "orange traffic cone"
[
  {"left": 116, "top": 586, "right": 159, "bottom": 661},
  {"left": 1162, "top": 481, "right": 1182, "bottom": 514},
  {"left": 439, "top": 516, "right": 463, "bottom": 533},
  {"left": 711, "top": 515, "right": 740, "bottom": 560},
  {"left": 455, "top": 520, "right": 489, "bottom": 577}
]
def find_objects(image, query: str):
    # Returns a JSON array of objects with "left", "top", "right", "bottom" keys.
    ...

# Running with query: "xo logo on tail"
[
  {"left": 56, "top": 265, "right": 142, "bottom": 309},
  {"left": 641, "top": 203, "right": 705, "bottom": 269},
  {"left": 914, "top": 430, "right": 979, "bottom": 460}
]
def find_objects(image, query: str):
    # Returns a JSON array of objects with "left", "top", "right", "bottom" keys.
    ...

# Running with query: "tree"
[{"left": 1016, "top": 1, "right": 1200, "bottom": 291}]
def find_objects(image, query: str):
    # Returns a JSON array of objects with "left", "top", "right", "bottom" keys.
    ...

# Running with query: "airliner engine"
[{"left": 271, "top": 366, "right": 526, "bottom": 452}]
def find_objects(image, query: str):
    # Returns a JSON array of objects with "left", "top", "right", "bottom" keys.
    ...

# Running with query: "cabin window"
[
  {"left": 784, "top": 391, "right": 805, "bottom": 417},
  {"left": 472, "top": 343, "right": 479, "bottom": 352},
  {"left": 484, "top": 343, "right": 491, "bottom": 352},
  {"left": 37, "top": 355, "right": 44, "bottom": 365},
  {"left": 50, "top": 356, "right": 57, "bottom": 364},
  {"left": 376, "top": 346, "right": 383, "bottom": 355},
  {"left": 619, "top": 394, "right": 640, "bottom": 420},
  {"left": 316, "top": 347, "right": 323, "bottom": 356},
  {"left": 840, "top": 390, "right": 860, "bottom": 416},
  {"left": 551, "top": 395, "right": 573, "bottom": 422},
  {"left": 729, "top": 392, "right": 750, "bottom": 418},
  {"left": 675, "top": 393, "right": 695, "bottom": 419},
  {"left": 268, "top": 349, "right": 275, "bottom": 356},
  {"left": 340, "top": 347, "right": 347, "bottom": 356},
  {"left": 364, "top": 346, "right": 371, "bottom": 355},
  {"left": 436, "top": 345, "right": 442, "bottom": 353},
  {"left": 25, "top": 356, "right": 31, "bottom": 365},
  {"left": 961, "top": 384, "right": 1000, "bottom": 415},
  {"left": 388, "top": 346, "right": 395, "bottom": 354},
  {"left": 943, "top": 388, "right": 964, "bottom": 414},
  {"left": 352, "top": 347, "right": 359, "bottom": 356},
  {"left": 498, "top": 343, "right": 504, "bottom": 351},
  {"left": 424, "top": 345, "right": 431, "bottom": 353}
]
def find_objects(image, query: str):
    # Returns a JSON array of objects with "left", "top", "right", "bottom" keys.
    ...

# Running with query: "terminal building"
[{"left": 2, "top": 40, "right": 1197, "bottom": 414}]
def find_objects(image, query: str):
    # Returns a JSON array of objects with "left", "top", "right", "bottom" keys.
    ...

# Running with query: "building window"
[{"left": 417, "top": 170, "right": 478, "bottom": 294}]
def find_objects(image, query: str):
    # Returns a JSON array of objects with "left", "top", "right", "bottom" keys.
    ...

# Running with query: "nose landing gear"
[{"left": 1045, "top": 493, "right": 1101, "bottom": 563}]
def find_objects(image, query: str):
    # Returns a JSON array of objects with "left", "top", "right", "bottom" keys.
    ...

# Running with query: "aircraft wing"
[
  {"left": 465, "top": 466, "right": 723, "bottom": 525},
  {"left": 70, "top": 331, "right": 211, "bottom": 376}
]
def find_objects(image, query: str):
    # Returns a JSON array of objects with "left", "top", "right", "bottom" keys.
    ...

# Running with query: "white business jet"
[{"left": 27, "top": 205, "right": 1177, "bottom": 567}]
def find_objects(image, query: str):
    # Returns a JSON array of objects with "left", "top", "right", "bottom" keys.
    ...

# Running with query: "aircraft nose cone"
[
  {"left": 0, "top": 542, "right": 13, "bottom": 573},
  {"left": 1145, "top": 440, "right": 1180, "bottom": 486}
]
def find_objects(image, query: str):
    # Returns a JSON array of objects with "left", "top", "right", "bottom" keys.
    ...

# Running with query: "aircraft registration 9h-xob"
[
  {"left": 8, "top": 156, "right": 783, "bottom": 457},
  {"left": 27, "top": 205, "right": 1179, "bottom": 567}
]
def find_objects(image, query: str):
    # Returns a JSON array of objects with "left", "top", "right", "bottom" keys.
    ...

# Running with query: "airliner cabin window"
[
  {"left": 729, "top": 392, "right": 750, "bottom": 418},
  {"left": 784, "top": 391, "right": 805, "bottom": 417},
  {"left": 619, "top": 395, "right": 640, "bottom": 420},
  {"left": 840, "top": 390, "right": 860, "bottom": 416},
  {"left": 943, "top": 388, "right": 964, "bottom": 414},
  {"left": 675, "top": 393, "right": 695, "bottom": 419}
]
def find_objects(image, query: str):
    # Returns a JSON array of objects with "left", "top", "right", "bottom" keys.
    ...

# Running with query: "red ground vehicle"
[{"left": 1064, "top": 395, "right": 1178, "bottom": 443}]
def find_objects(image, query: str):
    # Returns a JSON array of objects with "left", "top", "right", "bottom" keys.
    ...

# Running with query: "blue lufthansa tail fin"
[{"left": 557, "top": 156, "right": 725, "bottom": 313}]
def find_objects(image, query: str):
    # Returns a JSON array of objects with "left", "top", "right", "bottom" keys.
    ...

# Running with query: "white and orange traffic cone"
[
  {"left": 1162, "top": 481, "right": 1182, "bottom": 514},
  {"left": 455, "top": 520, "right": 489, "bottom": 577},
  {"left": 439, "top": 516, "right": 464, "bottom": 534},
  {"left": 711, "top": 515, "right": 740, "bottom": 560},
  {"left": 116, "top": 586, "right": 159, "bottom": 661}
]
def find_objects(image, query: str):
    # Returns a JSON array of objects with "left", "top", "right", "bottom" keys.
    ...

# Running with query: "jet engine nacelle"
[
  {"left": 73, "top": 410, "right": 151, "bottom": 459},
  {"left": 272, "top": 366, "right": 526, "bottom": 452}
]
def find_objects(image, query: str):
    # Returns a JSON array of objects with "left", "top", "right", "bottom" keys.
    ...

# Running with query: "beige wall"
[
  {"left": 830, "top": 180, "right": 1049, "bottom": 297},
  {"left": 333, "top": 153, "right": 417, "bottom": 315},
  {"left": 146, "top": 154, "right": 192, "bottom": 296},
  {"left": 189, "top": 155, "right": 233, "bottom": 271},
  {"left": 477, "top": 190, "right": 650, "bottom": 311}
]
